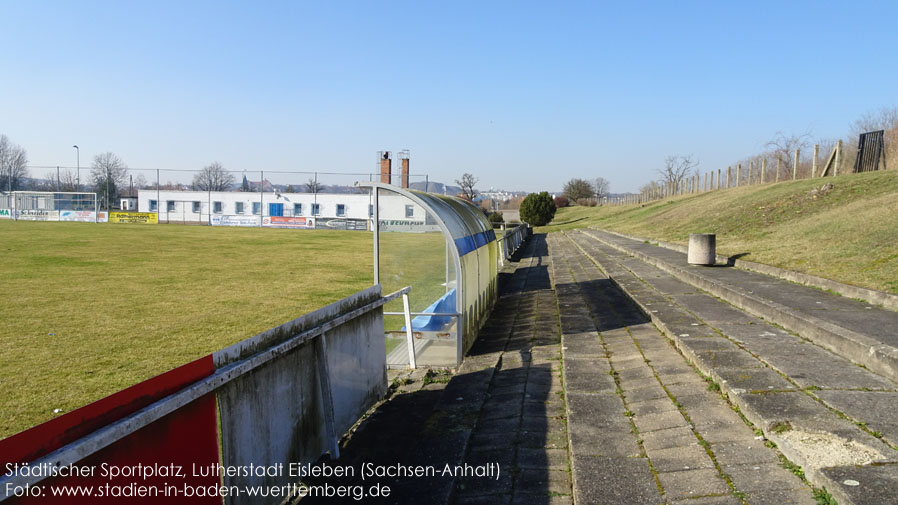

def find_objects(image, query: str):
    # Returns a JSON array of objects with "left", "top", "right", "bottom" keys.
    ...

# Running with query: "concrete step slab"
[
  {"left": 582, "top": 228, "right": 898, "bottom": 384},
  {"left": 557, "top": 230, "right": 898, "bottom": 505}
]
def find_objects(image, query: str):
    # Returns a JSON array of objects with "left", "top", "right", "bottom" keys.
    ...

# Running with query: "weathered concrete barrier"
[
  {"left": 0, "top": 285, "right": 408, "bottom": 505},
  {"left": 687, "top": 233, "right": 716, "bottom": 265}
]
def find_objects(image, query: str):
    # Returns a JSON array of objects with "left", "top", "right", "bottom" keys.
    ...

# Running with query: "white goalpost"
[{"left": 0, "top": 191, "right": 100, "bottom": 222}]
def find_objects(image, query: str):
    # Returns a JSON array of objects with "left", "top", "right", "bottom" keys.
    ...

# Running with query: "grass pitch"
[{"left": 0, "top": 222, "right": 376, "bottom": 437}]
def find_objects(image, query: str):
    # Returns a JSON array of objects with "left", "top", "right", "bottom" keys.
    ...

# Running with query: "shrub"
[
  {"left": 520, "top": 192, "right": 556, "bottom": 226},
  {"left": 553, "top": 195, "right": 569, "bottom": 208},
  {"left": 576, "top": 198, "right": 598, "bottom": 207},
  {"left": 487, "top": 211, "right": 504, "bottom": 223}
]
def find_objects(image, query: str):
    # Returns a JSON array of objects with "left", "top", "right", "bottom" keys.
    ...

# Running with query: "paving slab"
[
  {"left": 648, "top": 444, "right": 716, "bottom": 472},
  {"left": 570, "top": 455, "right": 661, "bottom": 505},
  {"left": 722, "top": 462, "right": 808, "bottom": 493},
  {"left": 657, "top": 467, "right": 731, "bottom": 501},
  {"left": 814, "top": 390, "right": 898, "bottom": 447},
  {"left": 819, "top": 463, "right": 898, "bottom": 505},
  {"left": 640, "top": 426, "right": 698, "bottom": 452},
  {"left": 633, "top": 409, "right": 690, "bottom": 433}
]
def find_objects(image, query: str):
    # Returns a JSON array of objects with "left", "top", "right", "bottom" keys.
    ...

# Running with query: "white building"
[{"left": 137, "top": 189, "right": 432, "bottom": 229}]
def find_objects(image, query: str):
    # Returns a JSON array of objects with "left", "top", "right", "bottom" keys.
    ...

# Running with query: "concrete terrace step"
[
  {"left": 549, "top": 233, "right": 818, "bottom": 505},
  {"left": 561, "top": 229, "right": 898, "bottom": 505},
  {"left": 582, "top": 228, "right": 898, "bottom": 385}
]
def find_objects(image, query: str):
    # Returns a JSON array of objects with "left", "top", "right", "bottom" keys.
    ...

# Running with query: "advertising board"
[
  {"left": 109, "top": 212, "right": 158, "bottom": 224},
  {"left": 262, "top": 216, "right": 315, "bottom": 229},
  {"left": 315, "top": 218, "right": 369, "bottom": 231},
  {"left": 0, "top": 208, "right": 9, "bottom": 219},
  {"left": 15, "top": 210, "right": 60, "bottom": 221},
  {"left": 211, "top": 215, "right": 261, "bottom": 227},
  {"left": 59, "top": 210, "right": 98, "bottom": 222}
]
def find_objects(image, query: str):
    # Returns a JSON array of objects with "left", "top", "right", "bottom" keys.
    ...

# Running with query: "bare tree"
[
  {"left": 658, "top": 154, "right": 699, "bottom": 187},
  {"left": 133, "top": 173, "right": 149, "bottom": 189},
  {"left": 593, "top": 177, "right": 610, "bottom": 200},
  {"left": 639, "top": 180, "right": 662, "bottom": 199},
  {"left": 192, "top": 161, "right": 235, "bottom": 191},
  {"left": 59, "top": 170, "right": 79, "bottom": 192},
  {"left": 305, "top": 177, "right": 322, "bottom": 194},
  {"left": 455, "top": 173, "right": 478, "bottom": 201},
  {"left": 0, "top": 135, "right": 29, "bottom": 192},
  {"left": 90, "top": 152, "right": 128, "bottom": 209},
  {"left": 765, "top": 131, "right": 811, "bottom": 176},
  {"left": 563, "top": 178, "right": 594, "bottom": 201}
]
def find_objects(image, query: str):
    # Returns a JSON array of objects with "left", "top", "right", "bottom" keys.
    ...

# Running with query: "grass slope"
[
  {"left": 539, "top": 170, "right": 898, "bottom": 294},
  {"left": 0, "top": 223, "right": 374, "bottom": 437}
]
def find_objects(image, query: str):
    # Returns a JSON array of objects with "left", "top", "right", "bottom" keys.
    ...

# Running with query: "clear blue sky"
[{"left": 2, "top": 0, "right": 897, "bottom": 193}]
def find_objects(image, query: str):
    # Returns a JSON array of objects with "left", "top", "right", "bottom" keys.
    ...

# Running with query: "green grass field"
[
  {"left": 0, "top": 222, "right": 378, "bottom": 437},
  {"left": 538, "top": 170, "right": 898, "bottom": 294},
  {"left": 0, "top": 222, "right": 454, "bottom": 438}
]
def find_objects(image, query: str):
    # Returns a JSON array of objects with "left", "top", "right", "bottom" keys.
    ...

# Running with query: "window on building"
[
  {"left": 311, "top": 203, "right": 320, "bottom": 216},
  {"left": 294, "top": 203, "right": 303, "bottom": 216},
  {"left": 149, "top": 200, "right": 158, "bottom": 211},
  {"left": 235, "top": 202, "right": 244, "bottom": 214},
  {"left": 252, "top": 202, "right": 261, "bottom": 215},
  {"left": 368, "top": 204, "right": 374, "bottom": 217},
  {"left": 167, "top": 200, "right": 175, "bottom": 212},
  {"left": 336, "top": 204, "right": 346, "bottom": 217},
  {"left": 192, "top": 201, "right": 201, "bottom": 213},
  {"left": 405, "top": 204, "right": 414, "bottom": 218},
  {"left": 213, "top": 201, "right": 222, "bottom": 214}
]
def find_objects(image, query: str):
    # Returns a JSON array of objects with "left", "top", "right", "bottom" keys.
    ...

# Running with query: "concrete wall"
[{"left": 214, "top": 285, "right": 386, "bottom": 505}]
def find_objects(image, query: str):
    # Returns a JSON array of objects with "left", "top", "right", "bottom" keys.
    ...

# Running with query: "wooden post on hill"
[
  {"left": 736, "top": 164, "right": 741, "bottom": 187},
  {"left": 793, "top": 149, "right": 800, "bottom": 180},
  {"left": 812, "top": 144, "right": 819, "bottom": 177},
  {"left": 726, "top": 166, "right": 730, "bottom": 188},
  {"left": 761, "top": 158, "right": 767, "bottom": 184},
  {"left": 776, "top": 159, "right": 781, "bottom": 182},
  {"left": 835, "top": 140, "right": 842, "bottom": 176},
  {"left": 717, "top": 169, "right": 721, "bottom": 190}
]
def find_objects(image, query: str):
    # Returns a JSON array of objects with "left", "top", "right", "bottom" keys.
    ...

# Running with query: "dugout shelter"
[{"left": 358, "top": 182, "right": 499, "bottom": 368}]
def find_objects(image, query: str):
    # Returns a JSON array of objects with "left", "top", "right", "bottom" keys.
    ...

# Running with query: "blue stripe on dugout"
[{"left": 454, "top": 230, "right": 497, "bottom": 257}]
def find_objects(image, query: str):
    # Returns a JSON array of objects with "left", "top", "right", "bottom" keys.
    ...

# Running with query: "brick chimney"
[
  {"left": 379, "top": 151, "right": 391, "bottom": 184},
  {"left": 401, "top": 156, "right": 410, "bottom": 189}
]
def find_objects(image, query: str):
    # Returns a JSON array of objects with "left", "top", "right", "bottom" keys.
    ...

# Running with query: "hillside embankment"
[{"left": 539, "top": 170, "right": 898, "bottom": 295}]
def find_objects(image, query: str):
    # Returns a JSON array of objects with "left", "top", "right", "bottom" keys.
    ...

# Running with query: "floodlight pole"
[{"left": 72, "top": 145, "right": 79, "bottom": 190}]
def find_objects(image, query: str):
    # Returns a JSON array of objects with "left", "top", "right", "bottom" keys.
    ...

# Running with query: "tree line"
[{"left": 0, "top": 134, "right": 272, "bottom": 209}]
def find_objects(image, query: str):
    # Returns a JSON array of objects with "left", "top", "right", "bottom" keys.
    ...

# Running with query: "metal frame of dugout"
[{"left": 357, "top": 182, "right": 499, "bottom": 369}]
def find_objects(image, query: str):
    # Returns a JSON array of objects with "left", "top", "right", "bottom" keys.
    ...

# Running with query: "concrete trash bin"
[{"left": 687, "top": 233, "right": 716, "bottom": 265}]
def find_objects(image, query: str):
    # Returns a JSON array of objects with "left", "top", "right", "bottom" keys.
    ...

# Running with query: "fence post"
[
  {"left": 761, "top": 158, "right": 767, "bottom": 184},
  {"left": 776, "top": 159, "right": 781, "bottom": 182},
  {"left": 793, "top": 149, "right": 800, "bottom": 180},
  {"left": 812, "top": 144, "right": 819, "bottom": 177},
  {"left": 736, "top": 164, "right": 741, "bottom": 187},
  {"left": 835, "top": 140, "right": 842, "bottom": 175},
  {"left": 716, "top": 169, "right": 721, "bottom": 190},
  {"left": 402, "top": 293, "right": 417, "bottom": 370}
]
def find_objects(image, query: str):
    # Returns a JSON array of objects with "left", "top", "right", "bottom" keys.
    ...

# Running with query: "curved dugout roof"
[{"left": 356, "top": 182, "right": 496, "bottom": 257}]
